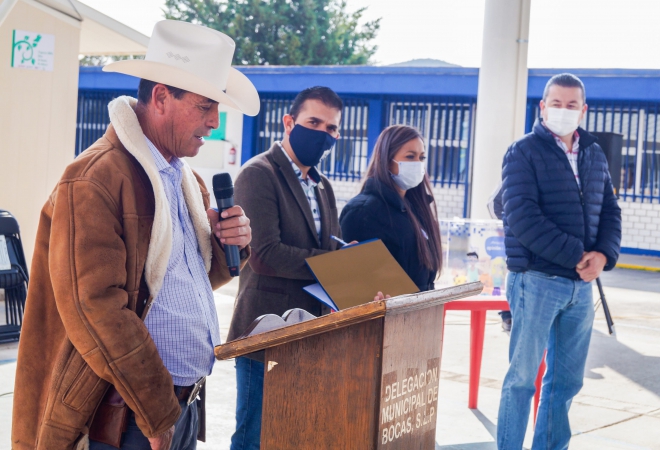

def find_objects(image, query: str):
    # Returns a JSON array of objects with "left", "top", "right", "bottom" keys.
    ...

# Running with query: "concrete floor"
[
  {"left": 600, "top": 267, "right": 660, "bottom": 293},
  {"left": 436, "top": 284, "right": 660, "bottom": 449},
  {"left": 617, "top": 254, "right": 660, "bottom": 271},
  {"left": 1, "top": 268, "right": 659, "bottom": 449}
]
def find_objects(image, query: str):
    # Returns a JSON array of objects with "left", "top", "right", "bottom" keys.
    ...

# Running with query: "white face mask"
[
  {"left": 544, "top": 107, "right": 582, "bottom": 137},
  {"left": 390, "top": 160, "right": 425, "bottom": 191}
]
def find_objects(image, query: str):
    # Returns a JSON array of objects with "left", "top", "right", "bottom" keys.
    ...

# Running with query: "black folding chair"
[{"left": 0, "top": 210, "right": 29, "bottom": 342}]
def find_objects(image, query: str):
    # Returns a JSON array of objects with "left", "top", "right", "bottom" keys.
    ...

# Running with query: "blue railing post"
[
  {"left": 462, "top": 100, "right": 477, "bottom": 218},
  {"left": 366, "top": 98, "right": 384, "bottom": 160},
  {"left": 241, "top": 115, "right": 258, "bottom": 165},
  {"left": 525, "top": 99, "right": 537, "bottom": 134}
]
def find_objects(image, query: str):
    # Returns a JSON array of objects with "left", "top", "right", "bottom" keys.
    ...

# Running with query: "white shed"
[{"left": 0, "top": 0, "right": 148, "bottom": 262}]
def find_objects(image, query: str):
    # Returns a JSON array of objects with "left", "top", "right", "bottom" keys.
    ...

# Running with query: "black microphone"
[{"left": 212, "top": 173, "right": 240, "bottom": 277}]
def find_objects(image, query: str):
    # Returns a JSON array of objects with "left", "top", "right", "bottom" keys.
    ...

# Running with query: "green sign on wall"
[
  {"left": 208, "top": 112, "right": 227, "bottom": 140},
  {"left": 11, "top": 30, "right": 55, "bottom": 71}
]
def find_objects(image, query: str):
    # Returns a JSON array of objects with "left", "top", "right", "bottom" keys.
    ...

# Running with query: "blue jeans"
[
  {"left": 231, "top": 357, "right": 264, "bottom": 450},
  {"left": 497, "top": 271, "right": 594, "bottom": 450},
  {"left": 89, "top": 386, "right": 198, "bottom": 450}
]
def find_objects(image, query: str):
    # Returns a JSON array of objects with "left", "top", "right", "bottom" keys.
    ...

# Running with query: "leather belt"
[{"left": 175, "top": 376, "right": 206, "bottom": 406}]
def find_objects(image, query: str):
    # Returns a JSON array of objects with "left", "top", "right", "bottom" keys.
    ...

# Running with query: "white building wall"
[
  {"left": 619, "top": 200, "right": 660, "bottom": 252},
  {"left": 0, "top": 0, "right": 81, "bottom": 263}
]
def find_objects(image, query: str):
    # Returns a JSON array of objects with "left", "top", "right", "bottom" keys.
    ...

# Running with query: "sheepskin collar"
[{"left": 107, "top": 96, "right": 212, "bottom": 299}]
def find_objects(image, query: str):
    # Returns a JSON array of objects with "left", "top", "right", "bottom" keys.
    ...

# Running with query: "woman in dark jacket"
[{"left": 340, "top": 125, "right": 443, "bottom": 292}]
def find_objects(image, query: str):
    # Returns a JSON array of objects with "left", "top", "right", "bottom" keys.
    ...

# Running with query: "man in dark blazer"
[{"left": 228, "top": 86, "right": 344, "bottom": 449}]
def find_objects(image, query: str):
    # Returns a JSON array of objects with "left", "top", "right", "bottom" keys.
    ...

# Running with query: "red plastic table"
[{"left": 443, "top": 295, "right": 545, "bottom": 421}]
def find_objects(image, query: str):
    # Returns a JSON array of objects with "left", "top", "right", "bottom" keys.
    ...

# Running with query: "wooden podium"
[{"left": 215, "top": 282, "right": 483, "bottom": 449}]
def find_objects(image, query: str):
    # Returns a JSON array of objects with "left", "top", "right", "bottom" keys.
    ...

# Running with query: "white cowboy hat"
[{"left": 104, "top": 20, "right": 260, "bottom": 116}]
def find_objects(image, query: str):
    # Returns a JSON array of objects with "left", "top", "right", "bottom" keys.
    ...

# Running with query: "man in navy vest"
[{"left": 497, "top": 73, "right": 621, "bottom": 449}]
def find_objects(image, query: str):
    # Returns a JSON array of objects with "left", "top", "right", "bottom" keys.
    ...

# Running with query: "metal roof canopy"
[
  {"left": 72, "top": 0, "right": 149, "bottom": 56},
  {"left": 79, "top": 66, "right": 660, "bottom": 102},
  {"left": 31, "top": 0, "right": 149, "bottom": 55}
]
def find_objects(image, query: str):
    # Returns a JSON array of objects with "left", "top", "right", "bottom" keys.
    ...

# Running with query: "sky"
[{"left": 80, "top": 0, "right": 660, "bottom": 69}]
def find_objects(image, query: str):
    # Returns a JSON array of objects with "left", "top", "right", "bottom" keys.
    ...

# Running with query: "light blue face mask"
[{"left": 390, "top": 160, "right": 426, "bottom": 191}]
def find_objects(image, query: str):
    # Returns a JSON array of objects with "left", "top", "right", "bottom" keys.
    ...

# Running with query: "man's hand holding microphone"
[
  {"left": 207, "top": 173, "right": 252, "bottom": 278},
  {"left": 206, "top": 206, "right": 251, "bottom": 250}
]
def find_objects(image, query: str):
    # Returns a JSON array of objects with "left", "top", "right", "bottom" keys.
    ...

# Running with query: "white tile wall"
[
  {"left": 619, "top": 199, "right": 660, "bottom": 252},
  {"left": 431, "top": 185, "right": 467, "bottom": 219},
  {"left": 332, "top": 180, "right": 363, "bottom": 210}
]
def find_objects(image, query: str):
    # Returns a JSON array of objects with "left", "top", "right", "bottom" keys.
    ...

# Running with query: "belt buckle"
[{"left": 187, "top": 376, "right": 206, "bottom": 406}]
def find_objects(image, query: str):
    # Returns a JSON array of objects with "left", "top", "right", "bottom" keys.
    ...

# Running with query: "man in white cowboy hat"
[{"left": 12, "top": 20, "right": 259, "bottom": 450}]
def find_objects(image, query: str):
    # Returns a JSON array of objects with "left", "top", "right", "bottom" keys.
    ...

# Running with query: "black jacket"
[
  {"left": 340, "top": 178, "right": 436, "bottom": 292},
  {"left": 502, "top": 120, "right": 622, "bottom": 279}
]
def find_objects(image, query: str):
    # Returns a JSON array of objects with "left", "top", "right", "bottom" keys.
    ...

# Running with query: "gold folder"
[{"left": 305, "top": 239, "right": 419, "bottom": 310}]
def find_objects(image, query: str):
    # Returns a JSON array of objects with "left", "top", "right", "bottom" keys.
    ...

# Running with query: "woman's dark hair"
[{"left": 363, "top": 125, "right": 443, "bottom": 273}]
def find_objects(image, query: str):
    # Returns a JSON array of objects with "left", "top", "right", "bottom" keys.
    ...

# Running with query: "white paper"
[
  {"left": 0, "top": 235, "right": 11, "bottom": 271},
  {"left": 11, "top": 30, "right": 55, "bottom": 72},
  {"left": 303, "top": 283, "right": 338, "bottom": 311}
]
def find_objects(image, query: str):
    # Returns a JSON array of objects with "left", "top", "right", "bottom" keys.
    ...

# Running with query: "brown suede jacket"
[{"left": 12, "top": 96, "right": 244, "bottom": 449}]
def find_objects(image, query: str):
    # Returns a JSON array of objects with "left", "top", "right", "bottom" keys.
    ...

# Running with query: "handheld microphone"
[{"left": 212, "top": 173, "right": 240, "bottom": 277}]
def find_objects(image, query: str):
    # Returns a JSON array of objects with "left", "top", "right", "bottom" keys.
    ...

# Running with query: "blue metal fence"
[
  {"left": 253, "top": 93, "right": 476, "bottom": 189},
  {"left": 527, "top": 99, "right": 660, "bottom": 203},
  {"left": 74, "top": 88, "right": 476, "bottom": 219},
  {"left": 384, "top": 97, "right": 476, "bottom": 189},
  {"left": 76, "top": 90, "right": 133, "bottom": 156},
  {"left": 75, "top": 66, "right": 660, "bottom": 207},
  {"left": 254, "top": 94, "right": 370, "bottom": 181}
]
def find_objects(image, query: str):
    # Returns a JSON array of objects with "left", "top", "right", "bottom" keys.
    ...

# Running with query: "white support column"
[{"left": 469, "top": 0, "right": 531, "bottom": 219}]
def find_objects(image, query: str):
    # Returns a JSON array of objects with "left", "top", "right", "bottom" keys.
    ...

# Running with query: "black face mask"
[{"left": 288, "top": 124, "right": 337, "bottom": 167}]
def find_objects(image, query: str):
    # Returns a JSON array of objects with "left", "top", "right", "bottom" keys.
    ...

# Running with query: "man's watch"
[{"left": 239, "top": 247, "right": 249, "bottom": 260}]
